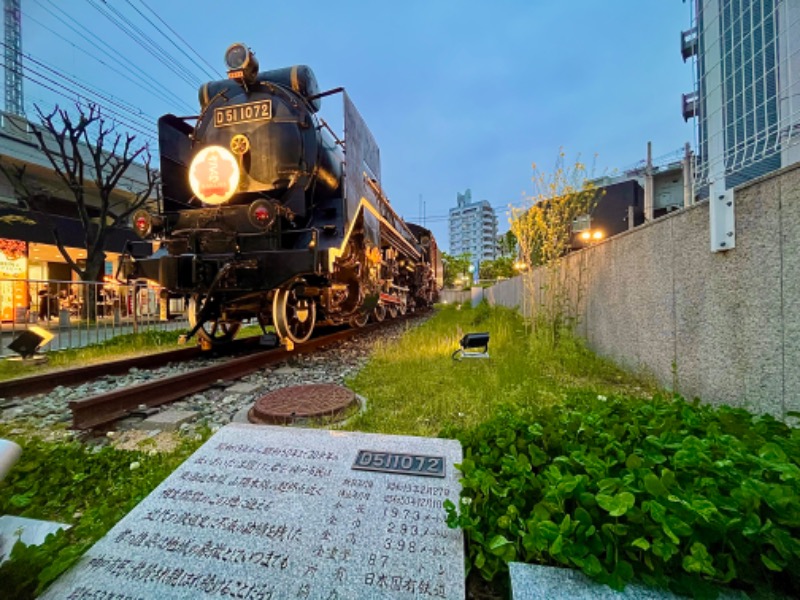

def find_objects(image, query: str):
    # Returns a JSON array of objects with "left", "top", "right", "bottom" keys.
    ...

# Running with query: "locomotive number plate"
[
  {"left": 352, "top": 450, "right": 446, "bottom": 478},
  {"left": 214, "top": 100, "right": 272, "bottom": 127}
]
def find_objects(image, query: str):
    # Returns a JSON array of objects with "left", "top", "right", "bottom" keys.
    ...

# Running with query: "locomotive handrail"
[
  {"left": 365, "top": 177, "right": 423, "bottom": 252},
  {"left": 318, "top": 118, "right": 344, "bottom": 147}
]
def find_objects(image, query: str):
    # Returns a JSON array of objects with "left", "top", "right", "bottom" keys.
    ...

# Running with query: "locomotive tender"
[{"left": 124, "top": 44, "right": 441, "bottom": 347}]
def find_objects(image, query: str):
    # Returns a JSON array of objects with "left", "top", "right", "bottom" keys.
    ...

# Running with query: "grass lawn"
[
  {"left": 346, "top": 302, "right": 657, "bottom": 437},
  {"left": 1, "top": 303, "right": 796, "bottom": 599}
]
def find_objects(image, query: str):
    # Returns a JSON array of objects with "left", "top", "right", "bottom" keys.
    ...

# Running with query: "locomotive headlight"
[
  {"left": 247, "top": 199, "right": 276, "bottom": 229},
  {"left": 189, "top": 145, "right": 241, "bottom": 205},
  {"left": 225, "top": 43, "right": 259, "bottom": 84},
  {"left": 225, "top": 44, "right": 249, "bottom": 70}
]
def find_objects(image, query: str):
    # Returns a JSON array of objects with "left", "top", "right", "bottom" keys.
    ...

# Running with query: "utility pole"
[{"left": 4, "top": 0, "right": 24, "bottom": 116}]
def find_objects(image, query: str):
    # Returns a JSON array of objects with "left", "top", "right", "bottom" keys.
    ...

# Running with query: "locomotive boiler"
[{"left": 123, "top": 44, "right": 441, "bottom": 347}]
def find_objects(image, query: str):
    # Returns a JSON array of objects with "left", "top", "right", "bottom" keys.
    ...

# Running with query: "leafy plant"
[
  {"left": 445, "top": 394, "right": 800, "bottom": 599},
  {"left": 0, "top": 428, "right": 207, "bottom": 598}
]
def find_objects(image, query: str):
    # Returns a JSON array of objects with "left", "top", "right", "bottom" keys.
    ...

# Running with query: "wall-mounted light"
[{"left": 578, "top": 229, "right": 604, "bottom": 243}]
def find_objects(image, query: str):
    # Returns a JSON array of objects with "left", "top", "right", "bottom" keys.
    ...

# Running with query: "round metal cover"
[{"left": 248, "top": 384, "right": 358, "bottom": 425}]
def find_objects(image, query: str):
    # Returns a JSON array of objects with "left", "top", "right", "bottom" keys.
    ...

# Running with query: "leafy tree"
[
  {"left": 497, "top": 230, "right": 518, "bottom": 259},
  {"left": 441, "top": 252, "right": 473, "bottom": 287},
  {"left": 479, "top": 256, "right": 515, "bottom": 281},
  {"left": 510, "top": 150, "right": 602, "bottom": 344},
  {"left": 0, "top": 103, "right": 159, "bottom": 286}
]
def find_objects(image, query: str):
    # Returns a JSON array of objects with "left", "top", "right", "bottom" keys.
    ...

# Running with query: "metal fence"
[{"left": 0, "top": 278, "right": 188, "bottom": 358}]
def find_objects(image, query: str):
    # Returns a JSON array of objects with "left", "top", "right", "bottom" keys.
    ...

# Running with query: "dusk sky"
[{"left": 20, "top": 0, "right": 695, "bottom": 248}]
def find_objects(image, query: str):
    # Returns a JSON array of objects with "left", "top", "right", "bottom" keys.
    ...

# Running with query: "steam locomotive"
[{"left": 123, "top": 44, "right": 441, "bottom": 347}]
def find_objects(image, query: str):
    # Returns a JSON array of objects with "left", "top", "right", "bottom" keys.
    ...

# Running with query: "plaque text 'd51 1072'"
[{"left": 352, "top": 450, "right": 446, "bottom": 478}]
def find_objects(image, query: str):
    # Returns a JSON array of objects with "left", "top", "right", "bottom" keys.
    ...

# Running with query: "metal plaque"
[
  {"left": 352, "top": 450, "right": 446, "bottom": 478},
  {"left": 214, "top": 100, "right": 272, "bottom": 127}
]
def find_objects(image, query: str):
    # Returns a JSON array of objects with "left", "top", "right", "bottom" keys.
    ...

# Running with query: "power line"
[
  {"left": 2, "top": 60, "right": 159, "bottom": 145},
  {"left": 85, "top": 0, "right": 201, "bottom": 90},
  {"left": 32, "top": 1, "right": 195, "bottom": 113},
  {"left": 128, "top": 0, "right": 219, "bottom": 81},
  {"left": 3, "top": 43, "right": 158, "bottom": 129}
]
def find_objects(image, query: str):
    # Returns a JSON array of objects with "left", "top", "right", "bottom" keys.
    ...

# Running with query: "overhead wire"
[
  {"left": 1, "top": 56, "right": 159, "bottom": 145},
  {"left": 29, "top": 4, "right": 196, "bottom": 113},
  {"left": 128, "top": 0, "right": 219, "bottom": 81},
  {"left": 2, "top": 43, "right": 159, "bottom": 132},
  {"left": 85, "top": 0, "right": 202, "bottom": 90},
  {"left": 5, "top": 64, "right": 159, "bottom": 144}
]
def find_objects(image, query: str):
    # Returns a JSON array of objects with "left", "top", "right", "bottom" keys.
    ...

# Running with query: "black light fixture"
[
  {"left": 7, "top": 326, "right": 54, "bottom": 361},
  {"left": 452, "top": 332, "right": 490, "bottom": 360}
]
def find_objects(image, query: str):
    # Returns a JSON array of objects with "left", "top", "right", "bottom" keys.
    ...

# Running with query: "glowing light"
[
  {"left": 189, "top": 145, "right": 240, "bottom": 205},
  {"left": 592, "top": 230, "right": 604, "bottom": 240},
  {"left": 580, "top": 231, "right": 591, "bottom": 240}
]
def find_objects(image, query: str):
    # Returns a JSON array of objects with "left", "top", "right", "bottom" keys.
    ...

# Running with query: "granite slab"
[
  {"left": 509, "top": 562, "right": 749, "bottom": 599},
  {"left": 42, "top": 424, "right": 465, "bottom": 599}
]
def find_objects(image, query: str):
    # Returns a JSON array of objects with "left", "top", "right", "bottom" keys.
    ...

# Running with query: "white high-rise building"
[{"left": 448, "top": 189, "right": 498, "bottom": 275}]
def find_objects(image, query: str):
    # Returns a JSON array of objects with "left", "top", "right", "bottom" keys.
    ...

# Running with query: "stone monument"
[{"left": 42, "top": 424, "right": 465, "bottom": 599}]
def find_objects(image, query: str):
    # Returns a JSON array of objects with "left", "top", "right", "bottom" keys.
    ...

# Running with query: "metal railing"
[{"left": 0, "top": 278, "right": 189, "bottom": 358}]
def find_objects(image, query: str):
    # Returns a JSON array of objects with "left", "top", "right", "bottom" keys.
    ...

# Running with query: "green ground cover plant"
[
  {"left": 444, "top": 396, "right": 800, "bottom": 599},
  {"left": 349, "top": 303, "right": 799, "bottom": 599},
  {"left": 2, "top": 303, "right": 797, "bottom": 598},
  {"left": 0, "top": 425, "right": 208, "bottom": 598}
]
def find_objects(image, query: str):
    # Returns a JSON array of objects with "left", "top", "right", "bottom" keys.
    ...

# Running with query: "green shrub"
[
  {"left": 0, "top": 429, "right": 207, "bottom": 598},
  {"left": 445, "top": 393, "right": 800, "bottom": 599}
]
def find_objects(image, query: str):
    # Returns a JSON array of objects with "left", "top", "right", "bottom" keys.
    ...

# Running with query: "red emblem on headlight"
[{"left": 189, "top": 146, "right": 240, "bottom": 205}]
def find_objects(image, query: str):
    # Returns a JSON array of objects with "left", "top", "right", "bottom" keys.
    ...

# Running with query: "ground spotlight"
[
  {"left": 452, "top": 332, "right": 490, "bottom": 360},
  {"left": 7, "top": 326, "right": 54, "bottom": 360}
]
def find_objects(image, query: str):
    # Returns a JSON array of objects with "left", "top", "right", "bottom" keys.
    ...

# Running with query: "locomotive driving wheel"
[
  {"left": 349, "top": 311, "right": 369, "bottom": 328},
  {"left": 272, "top": 282, "right": 316, "bottom": 344},
  {"left": 372, "top": 303, "right": 386, "bottom": 322},
  {"left": 386, "top": 305, "right": 398, "bottom": 319},
  {"left": 187, "top": 295, "right": 241, "bottom": 345}
]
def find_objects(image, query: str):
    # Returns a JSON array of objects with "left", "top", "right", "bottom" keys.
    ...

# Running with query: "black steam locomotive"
[{"left": 123, "top": 44, "right": 441, "bottom": 347}]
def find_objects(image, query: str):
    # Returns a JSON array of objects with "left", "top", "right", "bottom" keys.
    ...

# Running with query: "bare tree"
[{"left": 0, "top": 103, "right": 159, "bottom": 285}]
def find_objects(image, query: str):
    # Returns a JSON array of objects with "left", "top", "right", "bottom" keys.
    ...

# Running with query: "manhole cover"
[{"left": 248, "top": 384, "right": 358, "bottom": 425}]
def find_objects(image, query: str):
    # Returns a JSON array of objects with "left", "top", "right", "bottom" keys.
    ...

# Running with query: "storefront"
[{"left": 0, "top": 206, "right": 142, "bottom": 322}]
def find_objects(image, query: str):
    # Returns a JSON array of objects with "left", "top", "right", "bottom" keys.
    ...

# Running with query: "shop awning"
[{"left": 0, "top": 206, "right": 140, "bottom": 252}]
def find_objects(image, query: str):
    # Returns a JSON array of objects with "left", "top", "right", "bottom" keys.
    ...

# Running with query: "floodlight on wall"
[
  {"left": 452, "top": 332, "right": 490, "bottom": 360},
  {"left": 7, "top": 326, "right": 54, "bottom": 360}
]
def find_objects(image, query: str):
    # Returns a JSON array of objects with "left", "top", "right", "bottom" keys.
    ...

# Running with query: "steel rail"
[
  {"left": 69, "top": 324, "right": 381, "bottom": 430},
  {"left": 0, "top": 336, "right": 264, "bottom": 400}
]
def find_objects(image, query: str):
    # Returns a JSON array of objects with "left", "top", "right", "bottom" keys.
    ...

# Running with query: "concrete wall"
[
  {"left": 439, "top": 289, "right": 472, "bottom": 305},
  {"left": 484, "top": 163, "right": 800, "bottom": 419}
]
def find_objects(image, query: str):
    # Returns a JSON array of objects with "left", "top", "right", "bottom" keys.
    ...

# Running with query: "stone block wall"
[{"left": 484, "top": 163, "right": 800, "bottom": 418}]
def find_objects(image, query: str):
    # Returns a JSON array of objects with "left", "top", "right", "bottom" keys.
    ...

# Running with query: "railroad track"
[
  {"left": 68, "top": 320, "right": 392, "bottom": 430},
  {"left": 0, "top": 335, "right": 266, "bottom": 400}
]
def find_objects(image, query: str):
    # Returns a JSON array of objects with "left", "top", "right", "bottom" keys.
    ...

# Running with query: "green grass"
[
  {"left": 346, "top": 302, "right": 656, "bottom": 437},
  {"left": 0, "top": 323, "right": 265, "bottom": 382}
]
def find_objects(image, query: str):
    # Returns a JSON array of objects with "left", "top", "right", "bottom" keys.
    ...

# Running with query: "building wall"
[{"left": 485, "top": 163, "right": 800, "bottom": 419}]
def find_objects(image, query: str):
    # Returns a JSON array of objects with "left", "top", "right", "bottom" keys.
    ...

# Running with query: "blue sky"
[{"left": 19, "top": 0, "right": 695, "bottom": 249}]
